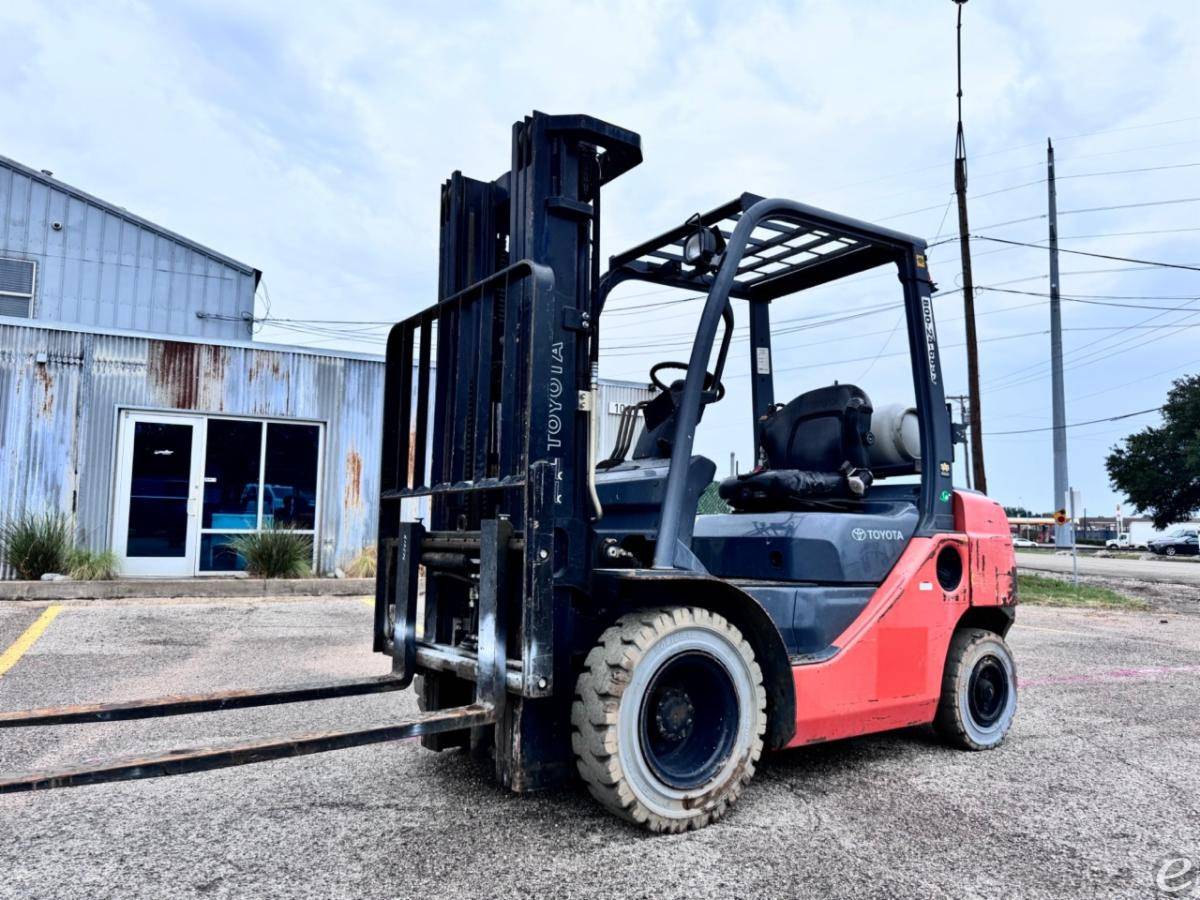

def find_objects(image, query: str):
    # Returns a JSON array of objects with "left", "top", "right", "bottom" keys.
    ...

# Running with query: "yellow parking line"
[
  {"left": 0, "top": 605, "right": 63, "bottom": 677},
  {"left": 359, "top": 597, "right": 374, "bottom": 608}
]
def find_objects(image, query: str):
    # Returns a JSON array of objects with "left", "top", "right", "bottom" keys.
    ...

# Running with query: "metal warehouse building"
[{"left": 0, "top": 155, "right": 649, "bottom": 577}]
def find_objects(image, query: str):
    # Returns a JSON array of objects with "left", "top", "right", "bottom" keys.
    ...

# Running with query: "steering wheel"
[{"left": 649, "top": 361, "right": 726, "bottom": 402}]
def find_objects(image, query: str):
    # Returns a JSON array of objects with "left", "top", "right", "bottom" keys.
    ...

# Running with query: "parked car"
[
  {"left": 1011, "top": 537, "right": 1038, "bottom": 549},
  {"left": 1105, "top": 532, "right": 1132, "bottom": 550},
  {"left": 1125, "top": 521, "right": 1178, "bottom": 550},
  {"left": 1148, "top": 528, "right": 1200, "bottom": 557}
]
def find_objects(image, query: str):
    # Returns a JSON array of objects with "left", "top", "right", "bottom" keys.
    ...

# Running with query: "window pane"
[
  {"left": 0, "top": 296, "right": 30, "bottom": 317},
  {"left": 126, "top": 421, "right": 192, "bottom": 558},
  {"left": 202, "top": 419, "right": 262, "bottom": 529},
  {"left": 199, "top": 533, "right": 246, "bottom": 572},
  {"left": 263, "top": 423, "right": 320, "bottom": 529}
]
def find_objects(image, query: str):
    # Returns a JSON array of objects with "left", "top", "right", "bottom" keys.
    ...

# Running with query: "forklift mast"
[{"left": 374, "top": 112, "right": 642, "bottom": 788}]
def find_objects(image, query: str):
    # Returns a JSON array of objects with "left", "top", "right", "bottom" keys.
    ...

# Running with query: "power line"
[
  {"left": 978, "top": 286, "right": 1200, "bottom": 312},
  {"left": 984, "top": 406, "right": 1161, "bottom": 435},
  {"left": 816, "top": 115, "right": 1200, "bottom": 196},
  {"left": 722, "top": 329, "right": 1048, "bottom": 380},
  {"left": 963, "top": 161, "right": 1200, "bottom": 203},
  {"left": 970, "top": 196, "right": 1200, "bottom": 233},
  {"left": 984, "top": 308, "right": 1200, "bottom": 394},
  {"left": 968, "top": 236, "right": 1200, "bottom": 272}
]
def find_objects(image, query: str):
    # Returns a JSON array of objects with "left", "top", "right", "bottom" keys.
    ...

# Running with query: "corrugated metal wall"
[
  {"left": 0, "top": 322, "right": 382, "bottom": 576},
  {"left": 0, "top": 319, "right": 655, "bottom": 578},
  {"left": 0, "top": 157, "right": 256, "bottom": 341},
  {"left": 595, "top": 379, "right": 653, "bottom": 459}
]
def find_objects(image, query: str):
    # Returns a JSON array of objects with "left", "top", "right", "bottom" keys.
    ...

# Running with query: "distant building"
[{"left": 0, "top": 155, "right": 649, "bottom": 577}]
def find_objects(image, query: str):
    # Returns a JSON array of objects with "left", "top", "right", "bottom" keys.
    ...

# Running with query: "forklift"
[{"left": 0, "top": 112, "right": 1018, "bottom": 833}]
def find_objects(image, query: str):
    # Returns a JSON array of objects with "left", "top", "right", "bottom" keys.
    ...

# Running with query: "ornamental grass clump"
[
  {"left": 0, "top": 512, "right": 73, "bottom": 580},
  {"left": 228, "top": 528, "right": 314, "bottom": 579}
]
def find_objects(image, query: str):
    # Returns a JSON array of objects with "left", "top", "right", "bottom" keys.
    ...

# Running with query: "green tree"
[
  {"left": 1003, "top": 505, "right": 1034, "bottom": 518},
  {"left": 1106, "top": 374, "right": 1200, "bottom": 528}
]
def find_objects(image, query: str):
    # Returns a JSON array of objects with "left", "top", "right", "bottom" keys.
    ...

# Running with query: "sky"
[{"left": 2, "top": 0, "right": 1198, "bottom": 518}]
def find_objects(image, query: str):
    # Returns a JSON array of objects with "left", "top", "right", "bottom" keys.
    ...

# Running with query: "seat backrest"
[
  {"left": 759, "top": 384, "right": 873, "bottom": 472},
  {"left": 632, "top": 377, "right": 716, "bottom": 460},
  {"left": 631, "top": 382, "right": 683, "bottom": 459}
]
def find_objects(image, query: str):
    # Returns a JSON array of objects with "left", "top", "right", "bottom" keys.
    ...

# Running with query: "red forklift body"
[{"left": 788, "top": 492, "right": 1015, "bottom": 746}]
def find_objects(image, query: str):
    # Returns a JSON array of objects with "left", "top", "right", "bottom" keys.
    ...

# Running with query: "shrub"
[
  {"left": 68, "top": 548, "right": 120, "bottom": 581},
  {"left": 228, "top": 528, "right": 313, "bottom": 579},
  {"left": 0, "top": 512, "right": 74, "bottom": 580},
  {"left": 344, "top": 546, "right": 377, "bottom": 578}
]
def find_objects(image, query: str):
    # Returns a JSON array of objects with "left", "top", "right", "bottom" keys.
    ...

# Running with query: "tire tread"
[{"left": 571, "top": 606, "right": 766, "bottom": 833}]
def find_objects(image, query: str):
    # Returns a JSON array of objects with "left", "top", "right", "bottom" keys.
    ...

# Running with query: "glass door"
[
  {"left": 112, "top": 412, "right": 205, "bottom": 577},
  {"left": 197, "top": 418, "right": 322, "bottom": 573}
]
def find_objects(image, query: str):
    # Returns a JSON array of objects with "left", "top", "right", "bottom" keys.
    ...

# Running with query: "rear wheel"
[
  {"left": 571, "top": 607, "right": 766, "bottom": 832},
  {"left": 934, "top": 628, "right": 1017, "bottom": 750}
]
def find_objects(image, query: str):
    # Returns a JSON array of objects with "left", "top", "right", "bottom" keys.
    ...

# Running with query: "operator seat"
[
  {"left": 719, "top": 383, "right": 874, "bottom": 512},
  {"left": 594, "top": 375, "right": 719, "bottom": 548}
]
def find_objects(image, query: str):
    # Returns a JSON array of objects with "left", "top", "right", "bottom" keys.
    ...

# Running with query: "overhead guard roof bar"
[{"left": 607, "top": 193, "right": 925, "bottom": 300}]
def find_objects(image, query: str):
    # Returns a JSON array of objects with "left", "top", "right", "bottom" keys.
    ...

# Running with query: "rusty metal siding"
[
  {"left": 0, "top": 156, "right": 256, "bottom": 341},
  {"left": 0, "top": 327, "right": 86, "bottom": 578},
  {"left": 0, "top": 318, "right": 650, "bottom": 578},
  {"left": 0, "top": 321, "right": 383, "bottom": 576}
]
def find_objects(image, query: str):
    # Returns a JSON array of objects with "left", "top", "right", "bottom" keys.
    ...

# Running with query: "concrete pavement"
[{"left": 1, "top": 596, "right": 1198, "bottom": 898}]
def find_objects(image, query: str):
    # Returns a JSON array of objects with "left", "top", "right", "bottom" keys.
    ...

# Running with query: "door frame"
[
  {"left": 111, "top": 410, "right": 207, "bottom": 577},
  {"left": 193, "top": 415, "right": 326, "bottom": 576}
]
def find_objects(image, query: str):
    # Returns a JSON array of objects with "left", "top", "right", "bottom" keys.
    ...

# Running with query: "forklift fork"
[{"left": 0, "top": 519, "right": 512, "bottom": 795}]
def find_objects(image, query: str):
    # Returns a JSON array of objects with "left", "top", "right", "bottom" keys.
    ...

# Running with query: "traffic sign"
[{"left": 1053, "top": 509, "right": 1068, "bottom": 525}]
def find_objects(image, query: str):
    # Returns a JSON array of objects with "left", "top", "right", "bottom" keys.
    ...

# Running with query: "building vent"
[{"left": 0, "top": 258, "right": 35, "bottom": 318}]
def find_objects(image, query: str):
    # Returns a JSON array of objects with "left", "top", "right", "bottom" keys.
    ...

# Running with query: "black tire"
[
  {"left": 1166, "top": 546, "right": 1177, "bottom": 557},
  {"left": 571, "top": 607, "right": 766, "bottom": 832},
  {"left": 934, "top": 628, "right": 1017, "bottom": 751}
]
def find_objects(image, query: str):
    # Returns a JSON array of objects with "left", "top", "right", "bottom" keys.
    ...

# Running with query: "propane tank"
[{"left": 869, "top": 403, "right": 921, "bottom": 467}]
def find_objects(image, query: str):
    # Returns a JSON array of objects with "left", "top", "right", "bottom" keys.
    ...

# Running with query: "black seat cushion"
[
  {"left": 718, "top": 469, "right": 853, "bottom": 511},
  {"left": 721, "top": 384, "right": 874, "bottom": 512}
]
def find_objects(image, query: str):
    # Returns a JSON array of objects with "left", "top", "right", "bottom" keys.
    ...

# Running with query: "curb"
[{"left": 0, "top": 577, "right": 374, "bottom": 602}]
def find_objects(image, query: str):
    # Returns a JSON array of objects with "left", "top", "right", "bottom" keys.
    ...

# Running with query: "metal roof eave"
[{"left": 0, "top": 153, "right": 259, "bottom": 277}]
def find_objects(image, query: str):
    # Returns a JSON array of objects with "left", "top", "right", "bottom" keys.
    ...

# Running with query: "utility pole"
[
  {"left": 945, "top": 393, "right": 973, "bottom": 489},
  {"left": 952, "top": 0, "right": 987, "bottom": 493},
  {"left": 1047, "top": 138, "right": 1072, "bottom": 548}
]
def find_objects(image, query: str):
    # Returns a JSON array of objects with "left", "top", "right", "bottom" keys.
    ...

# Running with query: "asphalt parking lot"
[
  {"left": 1017, "top": 551, "right": 1200, "bottom": 585},
  {"left": 1, "top": 596, "right": 1198, "bottom": 899}
]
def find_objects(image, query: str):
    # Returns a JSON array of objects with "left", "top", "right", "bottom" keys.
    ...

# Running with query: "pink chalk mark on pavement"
[{"left": 1022, "top": 664, "right": 1200, "bottom": 688}]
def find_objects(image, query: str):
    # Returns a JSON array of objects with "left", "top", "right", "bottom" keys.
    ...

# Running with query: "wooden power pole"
[
  {"left": 952, "top": 0, "right": 987, "bottom": 493},
  {"left": 1047, "top": 138, "right": 1072, "bottom": 547}
]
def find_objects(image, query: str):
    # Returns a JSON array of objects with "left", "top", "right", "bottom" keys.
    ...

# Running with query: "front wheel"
[
  {"left": 934, "top": 628, "right": 1018, "bottom": 751},
  {"left": 571, "top": 607, "right": 766, "bottom": 832},
  {"left": 1166, "top": 546, "right": 1177, "bottom": 557}
]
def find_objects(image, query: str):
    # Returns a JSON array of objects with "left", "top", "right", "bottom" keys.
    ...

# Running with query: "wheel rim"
[
  {"left": 1166, "top": 547, "right": 1176, "bottom": 556},
  {"left": 968, "top": 654, "right": 1009, "bottom": 728},
  {"left": 638, "top": 651, "right": 739, "bottom": 790}
]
